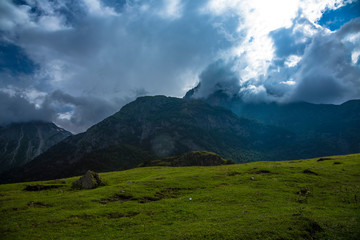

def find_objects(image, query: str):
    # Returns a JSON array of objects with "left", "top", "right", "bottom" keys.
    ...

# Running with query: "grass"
[{"left": 1, "top": 153, "right": 359, "bottom": 239}]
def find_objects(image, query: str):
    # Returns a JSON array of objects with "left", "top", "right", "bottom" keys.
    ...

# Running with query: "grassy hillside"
[{"left": 1, "top": 154, "right": 359, "bottom": 239}]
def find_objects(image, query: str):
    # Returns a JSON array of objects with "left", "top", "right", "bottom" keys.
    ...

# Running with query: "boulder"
[{"left": 72, "top": 170, "right": 103, "bottom": 189}]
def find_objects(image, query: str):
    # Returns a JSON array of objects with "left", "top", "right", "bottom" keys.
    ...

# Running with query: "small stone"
[{"left": 250, "top": 176, "right": 255, "bottom": 180}]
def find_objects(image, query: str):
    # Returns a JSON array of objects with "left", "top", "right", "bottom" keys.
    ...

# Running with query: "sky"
[{"left": 0, "top": 0, "right": 359, "bottom": 133}]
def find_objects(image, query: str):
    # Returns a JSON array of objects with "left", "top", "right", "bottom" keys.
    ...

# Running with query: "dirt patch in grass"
[
  {"left": 69, "top": 214, "right": 94, "bottom": 219},
  {"left": 27, "top": 201, "right": 52, "bottom": 208},
  {"left": 107, "top": 211, "right": 139, "bottom": 219},
  {"left": 96, "top": 187, "right": 196, "bottom": 205},
  {"left": 255, "top": 170, "right": 271, "bottom": 174},
  {"left": 154, "top": 188, "right": 187, "bottom": 199},
  {"left": 317, "top": 157, "right": 332, "bottom": 162},
  {"left": 296, "top": 186, "right": 312, "bottom": 203},
  {"left": 24, "top": 184, "right": 65, "bottom": 191},
  {"left": 138, "top": 196, "right": 160, "bottom": 203},
  {"left": 303, "top": 169, "right": 319, "bottom": 175},
  {"left": 97, "top": 193, "right": 134, "bottom": 204},
  {"left": 155, "top": 177, "right": 166, "bottom": 180},
  {"left": 297, "top": 217, "right": 324, "bottom": 238},
  {"left": 226, "top": 171, "right": 241, "bottom": 176},
  {"left": 46, "top": 179, "right": 67, "bottom": 184},
  {"left": 97, "top": 192, "right": 163, "bottom": 205}
]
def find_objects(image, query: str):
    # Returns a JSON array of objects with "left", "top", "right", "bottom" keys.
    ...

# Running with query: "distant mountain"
[
  {"left": 0, "top": 121, "right": 72, "bottom": 173},
  {"left": 185, "top": 87, "right": 360, "bottom": 155},
  {"left": 2, "top": 96, "right": 298, "bottom": 183}
]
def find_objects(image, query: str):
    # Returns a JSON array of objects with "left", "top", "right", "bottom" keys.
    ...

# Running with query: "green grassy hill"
[{"left": 1, "top": 154, "right": 359, "bottom": 239}]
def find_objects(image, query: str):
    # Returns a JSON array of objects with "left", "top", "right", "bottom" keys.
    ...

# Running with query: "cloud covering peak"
[
  {"left": 192, "top": 1, "right": 360, "bottom": 104},
  {"left": 1, "top": 0, "right": 359, "bottom": 132}
]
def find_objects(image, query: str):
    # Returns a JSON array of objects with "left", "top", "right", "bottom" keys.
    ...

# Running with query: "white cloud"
[
  {"left": 352, "top": 51, "right": 360, "bottom": 64},
  {"left": 203, "top": 0, "right": 301, "bottom": 81},
  {"left": 158, "top": 0, "right": 183, "bottom": 20},
  {"left": 285, "top": 55, "right": 302, "bottom": 67},
  {"left": 281, "top": 80, "right": 296, "bottom": 86},
  {"left": 0, "top": 1, "right": 31, "bottom": 31},
  {"left": 83, "top": 0, "right": 118, "bottom": 16},
  {"left": 198, "top": 0, "right": 360, "bottom": 104},
  {"left": 57, "top": 112, "right": 73, "bottom": 121},
  {"left": 299, "top": 0, "right": 348, "bottom": 23},
  {"left": 203, "top": 0, "right": 349, "bottom": 85}
]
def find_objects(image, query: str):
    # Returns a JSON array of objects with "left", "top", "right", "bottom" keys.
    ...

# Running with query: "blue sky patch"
[
  {"left": 318, "top": 0, "right": 360, "bottom": 30},
  {"left": 0, "top": 42, "right": 37, "bottom": 75}
]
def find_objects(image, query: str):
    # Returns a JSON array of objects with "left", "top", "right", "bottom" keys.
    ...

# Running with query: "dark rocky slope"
[{"left": 0, "top": 121, "right": 71, "bottom": 173}]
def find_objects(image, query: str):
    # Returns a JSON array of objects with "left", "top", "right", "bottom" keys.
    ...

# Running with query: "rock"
[
  {"left": 250, "top": 176, "right": 255, "bottom": 180},
  {"left": 72, "top": 170, "right": 103, "bottom": 189}
]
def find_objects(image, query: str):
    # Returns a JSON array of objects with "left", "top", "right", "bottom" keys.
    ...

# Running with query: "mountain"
[
  {"left": 185, "top": 87, "right": 360, "bottom": 155},
  {"left": 1, "top": 96, "right": 298, "bottom": 183},
  {"left": 0, "top": 121, "right": 72, "bottom": 173},
  {"left": 4, "top": 94, "right": 359, "bottom": 184}
]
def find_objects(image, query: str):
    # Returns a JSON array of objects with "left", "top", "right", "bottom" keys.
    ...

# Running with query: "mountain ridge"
[
  {"left": 0, "top": 121, "right": 72, "bottom": 173},
  {"left": 184, "top": 87, "right": 360, "bottom": 154},
  {"left": 1, "top": 96, "right": 296, "bottom": 183},
  {"left": 2, "top": 95, "right": 360, "bottom": 183}
]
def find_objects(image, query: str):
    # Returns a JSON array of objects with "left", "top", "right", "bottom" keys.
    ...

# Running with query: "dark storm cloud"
[
  {"left": 237, "top": 16, "right": 360, "bottom": 104},
  {"left": 1, "top": 0, "right": 234, "bottom": 98},
  {"left": 191, "top": 18, "right": 360, "bottom": 105},
  {"left": 0, "top": 91, "right": 53, "bottom": 125},
  {"left": 0, "top": 0, "right": 238, "bottom": 132},
  {"left": 0, "top": 89, "right": 121, "bottom": 133},
  {"left": 290, "top": 19, "right": 360, "bottom": 104},
  {"left": 44, "top": 90, "right": 121, "bottom": 133},
  {"left": 190, "top": 60, "right": 240, "bottom": 99},
  {"left": 1, "top": 0, "right": 359, "bottom": 133}
]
